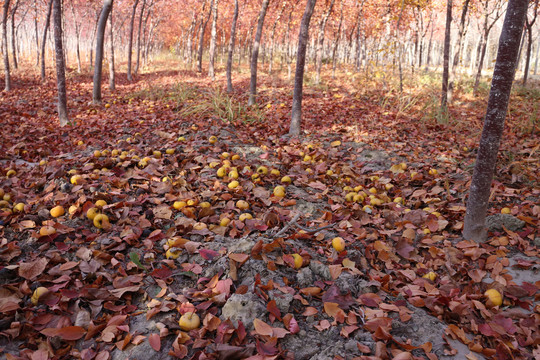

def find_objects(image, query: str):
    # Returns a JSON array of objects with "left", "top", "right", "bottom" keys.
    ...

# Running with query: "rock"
[
  {"left": 533, "top": 238, "right": 540, "bottom": 247},
  {"left": 220, "top": 293, "right": 266, "bottom": 328},
  {"left": 281, "top": 327, "right": 348, "bottom": 360},
  {"left": 335, "top": 273, "right": 378, "bottom": 297},
  {"left": 309, "top": 261, "right": 331, "bottom": 281},
  {"left": 268, "top": 290, "right": 294, "bottom": 313},
  {"left": 296, "top": 267, "right": 314, "bottom": 288},
  {"left": 485, "top": 214, "right": 525, "bottom": 232}
]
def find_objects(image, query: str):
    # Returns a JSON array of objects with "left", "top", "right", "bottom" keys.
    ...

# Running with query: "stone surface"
[
  {"left": 485, "top": 214, "right": 525, "bottom": 232},
  {"left": 220, "top": 293, "right": 266, "bottom": 328}
]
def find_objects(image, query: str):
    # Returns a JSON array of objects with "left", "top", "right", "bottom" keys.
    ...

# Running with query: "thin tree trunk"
[
  {"left": 135, "top": 0, "right": 145, "bottom": 74},
  {"left": 185, "top": 12, "right": 196, "bottom": 68},
  {"left": 289, "top": 0, "right": 317, "bottom": 137},
  {"left": 522, "top": 0, "right": 538, "bottom": 85},
  {"left": 441, "top": 0, "right": 453, "bottom": 110},
  {"left": 2, "top": 0, "right": 11, "bottom": 91},
  {"left": 93, "top": 0, "right": 114, "bottom": 104},
  {"left": 40, "top": 0, "right": 53, "bottom": 82},
  {"left": 331, "top": 2, "right": 343, "bottom": 79},
  {"left": 52, "top": 0, "right": 68, "bottom": 126},
  {"left": 127, "top": 0, "right": 139, "bottom": 80},
  {"left": 473, "top": 35, "right": 489, "bottom": 95},
  {"left": 226, "top": 0, "right": 239, "bottom": 92},
  {"left": 68, "top": 1, "right": 82, "bottom": 73},
  {"left": 396, "top": 0, "right": 405, "bottom": 92},
  {"left": 268, "top": 2, "right": 286, "bottom": 74},
  {"left": 197, "top": 0, "right": 211, "bottom": 73},
  {"left": 208, "top": 0, "right": 218, "bottom": 79},
  {"left": 463, "top": 0, "right": 528, "bottom": 242},
  {"left": 315, "top": 0, "right": 335, "bottom": 84},
  {"left": 10, "top": 0, "right": 19, "bottom": 70},
  {"left": 34, "top": 0, "right": 39, "bottom": 66},
  {"left": 108, "top": 9, "right": 115, "bottom": 91},
  {"left": 449, "top": 0, "right": 471, "bottom": 101},
  {"left": 248, "top": 0, "right": 271, "bottom": 106}
]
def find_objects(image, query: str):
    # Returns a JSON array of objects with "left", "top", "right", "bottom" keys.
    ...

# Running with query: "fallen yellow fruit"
[
  {"left": 13, "top": 203, "right": 25, "bottom": 212},
  {"left": 422, "top": 272, "right": 437, "bottom": 281},
  {"left": 332, "top": 237, "right": 346, "bottom": 252},
  {"left": 501, "top": 207, "right": 511, "bottom": 214},
  {"left": 93, "top": 214, "right": 110, "bottom": 229},
  {"left": 31, "top": 287, "right": 49, "bottom": 305},
  {"left": 257, "top": 166, "right": 268, "bottom": 175},
  {"left": 178, "top": 312, "right": 200, "bottom": 331},
  {"left": 70, "top": 175, "right": 83, "bottom": 185},
  {"left": 281, "top": 176, "right": 292, "bottom": 183},
  {"left": 166, "top": 249, "right": 182, "bottom": 259},
  {"left": 50, "top": 206, "right": 65, "bottom": 218},
  {"left": 239, "top": 213, "right": 253, "bottom": 221},
  {"left": 173, "top": 201, "right": 187, "bottom": 210},
  {"left": 86, "top": 207, "right": 99, "bottom": 220},
  {"left": 228, "top": 180, "right": 239, "bottom": 189},
  {"left": 39, "top": 226, "right": 56, "bottom": 236},
  {"left": 209, "top": 136, "right": 217, "bottom": 144},
  {"left": 220, "top": 218, "right": 231, "bottom": 227},
  {"left": 273, "top": 186, "right": 286, "bottom": 197},
  {"left": 95, "top": 200, "right": 107, "bottom": 208},
  {"left": 292, "top": 254, "right": 303, "bottom": 269},
  {"left": 484, "top": 289, "right": 503, "bottom": 307},
  {"left": 236, "top": 200, "right": 249, "bottom": 210},
  {"left": 271, "top": 169, "right": 280, "bottom": 176}
]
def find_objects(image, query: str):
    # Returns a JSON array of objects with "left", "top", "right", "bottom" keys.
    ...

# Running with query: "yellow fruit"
[
  {"left": 166, "top": 148, "right": 175, "bottom": 155},
  {"left": 200, "top": 202, "right": 211, "bottom": 208},
  {"left": 273, "top": 186, "right": 286, "bottom": 197},
  {"left": 93, "top": 214, "right": 109, "bottom": 229},
  {"left": 178, "top": 136, "right": 186, "bottom": 142},
  {"left": 39, "top": 160, "right": 47, "bottom": 166},
  {"left": 228, "top": 170, "right": 239, "bottom": 179},
  {"left": 173, "top": 201, "right": 187, "bottom": 210},
  {"left": 251, "top": 173, "right": 260, "bottom": 180},
  {"left": 222, "top": 160, "right": 232, "bottom": 168},
  {"left": 306, "top": 168, "right": 313, "bottom": 174},
  {"left": 239, "top": 213, "right": 253, "bottom": 221},
  {"left": 86, "top": 207, "right": 99, "bottom": 220},
  {"left": 303, "top": 155, "right": 312, "bottom": 162},
  {"left": 236, "top": 200, "right": 249, "bottom": 210},
  {"left": 422, "top": 272, "right": 437, "bottom": 281},
  {"left": 209, "top": 136, "right": 217, "bottom": 144},
  {"left": 385, "top": 184, "right": 394, "bottom": 191},
  {"left": 343, "top": 186, "right": 353, "bottom": 192},
  {"left": 345, "top": 192, "right": 357, "bottom": 202},
  {"left": 220, "top": 218, "right": 231, "bottom": 227},
  {"left": 178, "top": 312, "right": 200, "bottom": 331},
  {"left": 399, "top": 163, "right": 407, "bottom": 170},
  {"left": 484, "top": 289, "right": 503, "bottom": 307},
  {"left": 193, "top": 222, "right": 207, "bottom": 230},
  {"left": 353, "top": 194, "right": 364, "bottom": 203},
  {"left": 326, "top": 170, "right": 334, "bottom": 176},
  {"left": 423, "top": 228, "right": 431, "bottom": 234},
  {"left": 3, "top": 193, "right": 11, "bottom": 201},
  {"left": 95, "top": 200, "right": 107, "bottom": 208},
  {"left": 370, "top": 176, "right": 379, "bottom": 182},
  {"left": 217, "top": 167, "right": 227, "bottom": 178},
  {"left": 77, "top": 140, "right": 84, "bottom": 146},
  {"left": 187, "top": 199, "right": 198, "bottom": 206},
  {"left": 368, "top": 187, "right": 377, "bottom": 194},
  {"left": 6, "top": 169, "right": 16, "bottom": 177},
  {"left": 393, "top": 197, "right": 403, "bottom": 204},
  {"left": 410, "top": 171, "right": 418, "bottom": 179},
  {"left": 221, "top": 152, "right": 230, "bottom": 159},
  {"left": 228, "top": 181, "right": 239, "bottom": 189},
  {"left": 166, "top": 249, "right": 182, "bottom": 259},
  {"left": 104, "top": 103, "right": 111, "bottom": 108},
  {"left": 93, "top": 150, "right": 102, "bottom": 158},
  {"left": 271, "top": 169, "right": 280, "bottom": 176},
  {"left": 13, "top": 203, "right": 25, "bottom": 212},
  {"left": 370, "top": 198, "right": 383, "bottom": 206},
  {"left": 281, "top": 176, "right": 292, "bottom": 184},
  {"left": 153, "top": 150, "right": 162, "bottom": 158},
  {"left": 39, "top": 226, "right": 56, "bottom": 236},
  {"left": 429, "top": 168, "right": 438, "bottom": 175},
  {"left": 231, "top": 154, "right": 240, "bottom": 161},
  {"left": 111, "top": 149, "right": 119, "bottom": 156},
  {"left": 501, "top": 207, "right": 511, "bottom": 214},
  {"left": 70, "top": 175, "right": 83, "bottom": 185},
  {"left": 50, "top": 206, "right": 65, "bottom": 218},
  {"left": 292, "top": 254, "right": 303, "bottom": 269},
  {"left": 332, "top": 237, "right": 346, "bottom": 252},
  {"left": 209, "top": 161, "right": 220, "bottom": 168},
  {"left": 162, "top": 176, "right": 171, "bottom": 182},
  {"left": 257, "top": 166, "right": 268, "bottom": 175},
  {"left": 331, "top": 140, "right": 341, "bottom": 147},
  {"left": 31, "top": 287, "right": 49, "bottom": 305}
]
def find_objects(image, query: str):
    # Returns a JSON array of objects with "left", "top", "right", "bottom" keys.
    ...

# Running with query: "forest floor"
[{"left": 0, "top": 59, "right": 539, "bottom": 360}]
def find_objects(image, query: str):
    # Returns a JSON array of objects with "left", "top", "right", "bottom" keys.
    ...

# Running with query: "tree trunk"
[
  {"left": 127, "top": 0, "right": 139, "bottom": 81},
  {"left": 226, "top": 0, "right": 239, "bottom": 92},
  {"left": 185, "top": 12, "right": 197, "bottom": 68},
  {"left": 268, "top": 2, "right": 286, "bottom": 74},
  {"left": 208, "top": 0, "right": 218, "bottom": 79},
  {"left": 2, "top": 0, "right": 11, "bottom": 91},
  {"left": 289, "top": 0, "right": 317, "bottom": 137},
  {"left": 396, "top": 0, "right": 405, "bottom": 92},
  {"left": 315, "top": 0, "right": 335, "bottom": 84},
  {"left": 92, "top": 0, "right": 114, "bottom": 104},
  {"left": 40, "top": 0, "right": 53, "bottom": 82},
  {"left": 473, "top": 35, "right": 488, "bottom": 95},
  {"left": 69, "top": 1, "right": 82, "bottom": 73},
  {"left": 449, "top": 0, "right": 471, "bottom": 101},
  {"left": 248, "top": 0, "right": 271, "bottom": 106},
  {"left": 463, "top": 0, "right": 528, "bottom": 242},
  {"left": 108, "top": 9, "right": 115, "bottom": 91},
  {"left": 522, "top": 0, "right": 538, "bottom": 85},
  {"left": 10, "top": 0, "right": 19, "bottom": 70},
  {"left": 34, "top": 0, "right": 39, "bottom": 66},
  {"left": 52, "top": 0, "right": 68, "bottom": 126},
  {"left": 135, "top": 0, "right": 145, "bottom": 74},
  {"left": 441, "top": 0, "right": 452, "bottom": 110},
  {"left": 197, "top": 0, "right": 211, "bottom": 73}
]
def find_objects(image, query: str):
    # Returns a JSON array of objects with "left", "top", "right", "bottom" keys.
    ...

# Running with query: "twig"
[
  {"left": 295, "top": 223, "right": 335, "bottom": 233},
  {"left": 273, "top": 212, "right": 301, "bottom": 238},
  {"left": 273, "top": 212, "right": 336, "bottom": 238}
]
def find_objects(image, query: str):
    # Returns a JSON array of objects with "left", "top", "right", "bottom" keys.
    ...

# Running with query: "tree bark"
[
  {"left": 331, "top": 1, "right": 344, "bottom": 78},
  {"left": 127, "top": 0, "right": 139, "bottom": 81},
  {"left": 248, "top": 0, "right": 271, "bottom": 106},
  {"left": 34, "top": 0, "right": 39, "bottom": 66},
  {"left": 208, "top": 0, "right": 218, "bottom": 79},
  {"left": 315, "top": 0, "right": 335, "bottom": 84},
  {"left": 2, "top": 0, "right": 11, "bottom": 91},
  {"left": 289, "top": 0, "right": 317, "bottom": 137},
  {"left": 185, "top": 11, "right": 197, "bottom": 68},
  {"left": 135, "top": 0, "right": 145, "bottom": 74},
  {"left": 69, "top": 1, "right": 82, "bottom": 73},
  {"left": 449, "top": 0, "right": 471, "bottom": 102},
  {"left": 92, "top": 0, "right": 114, "bottom": 104},
  {"left": 10, "top": 0, "right": 19, "bottom": 70},
  {"left": 522, "top": 0, "right": 538, "bottom": 85},
  {"left": 197, "top": 0, "right": 211, "bottom": 73},
  {"left": 268, "top": 2, "right": 286, "bottom": 74},
  {"left": 463, "top": 0, "right": 528, "bottom": 242},
  {"left": 40, "top": 0, "right": 53, "bottom": 82},
  {"left": 226, "top": 0, "right": 239, "bottom": 92},
  {"left": 441, "top": 0, "right": 453, "bottom": 110},
  {"left": 52, "top": 0, "right": 68, "bottom": 126},
  {"left": 108, "top": 9, "right": 115, "bottom": 91}
]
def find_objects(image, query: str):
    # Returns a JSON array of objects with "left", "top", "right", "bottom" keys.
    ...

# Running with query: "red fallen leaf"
[
  {"left": 321, "top": 285, "right": 354, "bottom": 309},
  {"left": 446, "top": 324, "right": 470, "bottom": 344},
  {"left": 267, "top": 300, "right": 282, "bottom": 320},
  {"left": 396, "top": 239, "right": 415, "bottom": 259},
  {"left": 229, "top": 253, "right": 249, "bottom": 264},
  {"left": 364, "top": 317, "right": 392, "bottom": 332},
  {"left": 493, "top": 315, "right": 517, "bottom": 334},
  {"left": 302, "top": 307, "right": 318, "bottom": 316},
  {"left": 308, "top": 181, "right": 327, "bottom": 191},
  {"left": 18, "top": 258, "right": 48, "bottom": 280},
  {"left": 314, "top": 319, "right": 331, "bottom": 331},
  {"left": 426, "top": 214, "right": 439, "bottom": 232},
  {"left": 256, "top": 339, "right": 278, "bottom": 356},
  {"left": 40, "top": 326, "right": 86, "bottom": 340},
  {"left": 357, "top": 342, "right": 371, "bottom": 353},
  {"left": 199, "top": 248, "right": 220, "bottom": 260},
  {"left": 478, "top": 323, "right": 496, "bottom": 337},
  {"left": 253, "top": 318, "right": 273, "bottom": 337},
  {"left": 393, "top": 352, "right": 413, "bottom": 360},
  {"left": 340, "top": 325, "right": 359, "bottom": 338},
  {"left": 148, "top": 333, "right": 161, "bottom": 351},
  {"left": 150, "top": 267, "right": 172, "bottom": 279},
  {"left": 283, "top": 314, "right": 299, "bottom": 334},
  {"left": 467, "top": 269, "right": 486, "bottom": 283}
]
